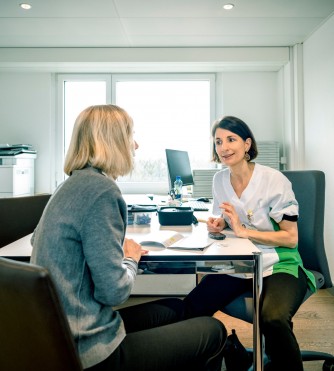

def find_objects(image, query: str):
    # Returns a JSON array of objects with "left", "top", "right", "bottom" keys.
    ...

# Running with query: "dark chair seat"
[{"left": 0, "top": 257, "right": 83, "bottom": 371}]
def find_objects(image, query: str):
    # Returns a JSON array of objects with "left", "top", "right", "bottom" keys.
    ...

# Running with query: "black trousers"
[
  {"left": 86, "top": 298, "right": 227, "bottom": 371},
  {"left": 183, "top": 267, "right": 309, "bottom": 371}
]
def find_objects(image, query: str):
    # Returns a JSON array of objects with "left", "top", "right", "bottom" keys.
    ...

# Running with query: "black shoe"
[{"left": 222, "top": 329, "right": 252, "bottom": 371}]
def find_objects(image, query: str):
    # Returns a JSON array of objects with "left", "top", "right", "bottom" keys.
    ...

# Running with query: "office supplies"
[
  {"left": 139, "top": 230, "right": 213, "bottom": 251},
  {"left": 197, "top": 197, "right": 210, "bottom": 203},
  {"left": 211, "top": 263, "right": 235, "bottom": 272},
  {"left": 208, "top": 232, "right": 226, "bottom": 240},
  {"left": 196, "top": 218, "right": 208, "bottom": 223},
  {"left": 165, "top": 149, "right": 194, "bottom": 193},
  {"left": 0, "top": 143, "right": 37, "bottom": 156},
  {"left": 192, "top": 215, "right": 199, "bottom": 225},
  {"left": 0, "top": 148, "right": 37, "bottom": 156},
  {"left": 127, "top": 204, "right": 157, "bottom": 212},
  {"left": 127, "top": 204, "right": 157, "bottom": 225},
  {"left": 158, "top": 206, "right": 193, "bottom": 226},
  {"left": 184, "top": 200, "right": 209, "bottom": 211},
  {"left": 123, "top": 194, "right": 157, "bottom": 207},
  {"left": 0, "top": 143, "right": 33, "bottom": 150}
]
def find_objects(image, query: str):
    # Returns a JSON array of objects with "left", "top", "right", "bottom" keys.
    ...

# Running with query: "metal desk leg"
[{"left": 253, "top": 252, "right": 263, "bottom": 371}]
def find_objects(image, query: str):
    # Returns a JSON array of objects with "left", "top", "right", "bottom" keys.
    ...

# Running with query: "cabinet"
[{"left": 0, "top": 154, "right": 36, "bottom": 198}]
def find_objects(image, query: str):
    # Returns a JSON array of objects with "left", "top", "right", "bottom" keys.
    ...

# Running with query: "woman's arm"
[
  {"left": 241, "top": 219, "right": 298, "bottom": 248},
  {"left": 222, "top": 202, "right": 298, "bottom": 248}
]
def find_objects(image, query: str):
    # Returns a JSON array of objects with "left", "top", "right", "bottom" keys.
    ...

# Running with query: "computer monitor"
[{"left": 165, "top": 149, "right": 194, "bottom": 191}]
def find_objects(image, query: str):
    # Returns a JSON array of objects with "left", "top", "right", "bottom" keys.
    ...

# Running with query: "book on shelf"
[{"left": 139, "top": 230, "right": 214, "bottom": 251}]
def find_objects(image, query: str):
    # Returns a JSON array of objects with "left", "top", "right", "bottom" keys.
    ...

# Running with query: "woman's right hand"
[
  {"left": 207, "top": 217, "right": 225, "bottom": 232},
  {"left": 123, "top": 238, "right": 148, "bottom": 263}
]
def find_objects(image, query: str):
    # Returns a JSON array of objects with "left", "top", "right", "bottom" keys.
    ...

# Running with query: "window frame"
[
  {"left": 55, "top": 74, "right": 111, "bottom": 187},
  {"left": 55, "top": 73, "right": 216, "bottom": 194}
]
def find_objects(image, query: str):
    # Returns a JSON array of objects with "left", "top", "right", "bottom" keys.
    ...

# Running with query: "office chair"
[
  {"left": 0, "top": 257, "right": 83, "bottom": 371},
  {"left": 222, "top": 170, "right": 334, "bottom": 370},
  {"left": 0, "top": 193, "right": 51, "bottom": 249}
]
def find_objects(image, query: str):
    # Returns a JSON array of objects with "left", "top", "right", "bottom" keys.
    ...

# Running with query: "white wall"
[
  {"left": 217, "top": 72, "right": 282, "bottom": 142},
  {"left": 0, "top": 69, "right": 284, "bottom": 195},
  {"left": 303, "top": 14, "right": 334, "bottom": 278},
  {"left": 0, "top": 72, "right": 54, "bottom": 193}
]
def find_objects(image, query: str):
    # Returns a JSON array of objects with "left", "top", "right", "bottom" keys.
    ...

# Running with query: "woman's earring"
[{"left": 244, "top": 152, "right": 250, "bottom": 161}]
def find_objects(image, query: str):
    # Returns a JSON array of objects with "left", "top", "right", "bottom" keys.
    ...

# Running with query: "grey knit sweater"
[{"left": 31, "top": 166, "right": 138, "bottom": 368}]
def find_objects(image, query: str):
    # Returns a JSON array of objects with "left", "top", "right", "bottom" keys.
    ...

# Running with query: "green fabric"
[{"left": 270, "top": 218, "right": 317, "bottom": 293}]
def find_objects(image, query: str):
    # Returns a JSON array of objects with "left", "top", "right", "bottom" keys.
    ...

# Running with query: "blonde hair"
[{"left": 64, "top": 104, "right": 135, "bottom": 178}]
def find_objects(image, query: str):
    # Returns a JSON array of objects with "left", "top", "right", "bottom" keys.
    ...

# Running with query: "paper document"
[{"left": 139, "top": 230, "right": 214, "bottom": 251}]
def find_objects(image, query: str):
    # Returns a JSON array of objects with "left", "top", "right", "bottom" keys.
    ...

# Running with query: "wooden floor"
[
  {"left": 214, "top": 288, "right": 334, "bottom": 371},
  {"left": 121, "top": 288, "right": 334, "bottom": 371}
]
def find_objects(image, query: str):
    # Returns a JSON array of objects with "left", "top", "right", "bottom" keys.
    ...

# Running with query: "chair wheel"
[{"left": 323, "top": 360, "right": 334, "bottom": 371}]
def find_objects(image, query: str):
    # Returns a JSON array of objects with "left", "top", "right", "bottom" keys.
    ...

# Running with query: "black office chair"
[
  {"left": 0, "top": 257, "right": 83, "bottom": 371},
  {"left": 0, "top": 193, "right": 51, "bottom": 250},
  {"left": 222, "top": 170, "right": 334, "bottom": 370}
]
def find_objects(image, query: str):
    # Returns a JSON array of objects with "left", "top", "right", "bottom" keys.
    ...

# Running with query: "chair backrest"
[
  {"left": 0, "top": 257, "right": 82, "bottom": 371},
  {"left": 0, "top": 194, "right": 51, "bottom": 248},
  {"left": 282, "top": 170, "right": 332, "bottom": 288}
]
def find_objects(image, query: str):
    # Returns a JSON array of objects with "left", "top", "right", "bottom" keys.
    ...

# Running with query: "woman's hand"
[
  {"left": 220, "top": 202, "right": 248, "bottom": 238},
  {"left": 207, "top": 216, "right": 225, "bottom": 232},
  {"left": 123, "top": 238, "right": 148, "bottom": 263}
]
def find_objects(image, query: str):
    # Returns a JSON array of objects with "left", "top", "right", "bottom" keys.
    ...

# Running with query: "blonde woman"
[{"left": 31, "top": 105, "right": 226, "bottom": 371}]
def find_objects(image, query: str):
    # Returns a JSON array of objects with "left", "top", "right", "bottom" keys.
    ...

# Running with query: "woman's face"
[
  {"left": 214, "top": 128, "right": 251, "bottom": 167},
  {"left": 132, "top": 139, "right": 139, "bottom": 156}
]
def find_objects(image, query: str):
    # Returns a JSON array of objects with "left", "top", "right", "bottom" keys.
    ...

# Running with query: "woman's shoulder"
[
  {"left": 213, "top": 167, "right": 229, "bottom": 180},
  {"left": 254, "top": 163, "right": 285, "bottom": 179},
  {"left": 254, "top": 163, "right": 291, "bottom": 190},
  {"left": 70, "top": 167, "right": 122, "bottom": 197}
]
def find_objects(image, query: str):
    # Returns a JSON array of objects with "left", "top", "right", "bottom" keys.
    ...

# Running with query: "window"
[
  {"left": 114, "top": 74, "right": 215, "bottom": 194},
  {"left": 56, "top": 75, "right": 110, "bottom": 186},
  {"left": 63, "top": 81, "right": 107, "bottom": 155},
  {"left": 56, "top": 74, "right": 215, "bottom": 194}
]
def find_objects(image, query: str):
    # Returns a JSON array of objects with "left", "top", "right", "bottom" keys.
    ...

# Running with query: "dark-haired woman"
[{"left": 183, "top": 116, "right": 316, "bottom": 371}]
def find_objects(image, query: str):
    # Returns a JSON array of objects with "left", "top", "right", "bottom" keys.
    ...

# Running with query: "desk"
[
  {"left": 0, "top": 221, "right": 263, "bottom": 371},
  {"left": 0, "top": 233, "right": 33, "bottom": 260},
  {"left": 127, "top": 221, "right": 263, "bottom": 371}
]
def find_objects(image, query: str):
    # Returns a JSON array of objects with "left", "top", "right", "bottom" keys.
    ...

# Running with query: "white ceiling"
[{"left": 0, "top": 0, "right": 334, "bottom": 48}]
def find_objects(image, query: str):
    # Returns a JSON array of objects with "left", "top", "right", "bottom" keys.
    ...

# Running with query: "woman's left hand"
[{"left": 220, "top": 202, "right": 248, "bottom": 238}]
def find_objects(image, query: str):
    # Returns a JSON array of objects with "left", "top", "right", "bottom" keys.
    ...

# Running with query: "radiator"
[
  {"left": 192, "top": 169, "right": 220, "bottom": 198},
  {"left": 255, "top": 141, "right": 281, "bottom": 170},
  {"left": 192, "top": 141, "right": 281, "bottom": 198}
]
